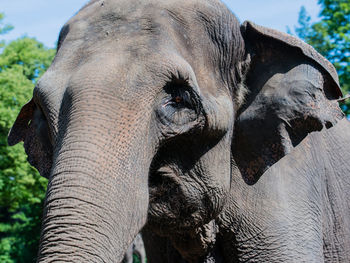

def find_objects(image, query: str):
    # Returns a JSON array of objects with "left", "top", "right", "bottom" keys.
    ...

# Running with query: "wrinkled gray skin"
[{"left": 8, "top": 0, "right": 350, "bottom": 262}]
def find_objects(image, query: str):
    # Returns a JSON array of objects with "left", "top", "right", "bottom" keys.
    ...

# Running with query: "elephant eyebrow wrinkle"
[{"left": 166, "top": 9, "right": 187, "bottom": 28}]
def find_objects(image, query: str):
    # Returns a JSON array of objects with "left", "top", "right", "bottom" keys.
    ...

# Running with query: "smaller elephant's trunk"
[{"left": 37, "top": 113, "right": 150, "bottom": 262}]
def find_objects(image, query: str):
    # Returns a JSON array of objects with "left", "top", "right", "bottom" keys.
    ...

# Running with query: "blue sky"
[{"left": 0, "top": 0, "right": 320, "bottom": 48}]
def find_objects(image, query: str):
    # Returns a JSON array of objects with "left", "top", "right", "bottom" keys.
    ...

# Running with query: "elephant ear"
[
  {"left": 233, "top": 21, "right": 344, "bottom": 184},
  {"left": 8, "top": 99, "right": 35, "bottom": 146}
]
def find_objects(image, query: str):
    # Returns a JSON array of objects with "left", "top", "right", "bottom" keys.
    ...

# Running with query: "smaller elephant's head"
[{"left": 7, "top": 0, "right": 344, "bottom": 261}]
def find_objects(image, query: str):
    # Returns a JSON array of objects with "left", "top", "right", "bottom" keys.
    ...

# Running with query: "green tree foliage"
[
  {"left": 0, "top": 13, "right": 13, "bottom": 49},
  {"left": 294, "top": 0, "right": 350, "bottom": 115},
  {"left": 0, "top": 13, "right": 55, "bottom": 262}
]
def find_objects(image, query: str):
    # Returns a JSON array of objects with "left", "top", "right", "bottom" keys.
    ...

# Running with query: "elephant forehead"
[
  {"left": 56, "top": 0, "right": 238, "bottom": 70},
  {"left": 58, "top": 0, "right": 218, "bottom": 53},
  {"left": 50, "top": 0, "right": 240, "bottom": 98}
]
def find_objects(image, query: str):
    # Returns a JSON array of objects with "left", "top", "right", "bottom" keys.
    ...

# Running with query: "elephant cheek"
[{"left": 147, "top": 136, "right": 232, "bottom": 233}]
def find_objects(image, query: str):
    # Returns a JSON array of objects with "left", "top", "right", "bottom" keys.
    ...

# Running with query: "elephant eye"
[
  {"left": 161, "top": 76, "right": 200, "bottom": 111},
  {"left": 166, "top": 89, "right": 196, "bottom": 110},
  {"left": 174, "top": 96, "right": 182, "bottom": 103},
  {"left": 156, "top": 78, "right": 203, "bottom": 128}
]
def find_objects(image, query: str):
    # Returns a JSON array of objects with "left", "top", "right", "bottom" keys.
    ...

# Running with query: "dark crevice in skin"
[
  {"left": 163, "top": 233, "right": 225, "bottom": 263},
  {"left": 285, "top": 116, "right": 324, "bottom": 147},
  {"left": 204, "top": 237, "right": 225, "bottom": 263},
  {"left": 148, "top": 131, "right": 221, "bottom": 228},
  {"left": 323, "top": 73, "right": 341, "bottom": 101}
]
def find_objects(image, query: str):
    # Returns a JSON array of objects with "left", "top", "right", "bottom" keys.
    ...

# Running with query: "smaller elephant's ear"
[
  {"left": 8, "top": 99, "right": 35, "bottom": 146},
  {"left": 233, "top": 21, "right": 344, "bottom": 184}
]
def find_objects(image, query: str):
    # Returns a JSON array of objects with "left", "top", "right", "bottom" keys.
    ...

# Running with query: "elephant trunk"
[{"left": 37, "top": 95, "right": 150, "bottom": 262}]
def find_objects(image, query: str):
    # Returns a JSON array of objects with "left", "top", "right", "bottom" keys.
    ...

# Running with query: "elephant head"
[{"left": 8, "top": 0, "right": 344, "bottom": 262}]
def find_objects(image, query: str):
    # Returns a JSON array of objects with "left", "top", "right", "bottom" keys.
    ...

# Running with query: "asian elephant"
[{"left": 7, "top": 0, "right": 350, "bottom": 262}]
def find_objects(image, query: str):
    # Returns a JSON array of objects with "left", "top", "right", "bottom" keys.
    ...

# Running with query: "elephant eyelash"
[
  {"left": 162, "top": 78, "right": 202, "bottom": 113},
  {"left": 163, "top": 90, "right": 194, "bottom": 108}
]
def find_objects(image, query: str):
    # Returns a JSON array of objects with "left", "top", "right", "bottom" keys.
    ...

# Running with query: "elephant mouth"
[{"left": 148, "top": 165, "right": 207, "bottom": 233}]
